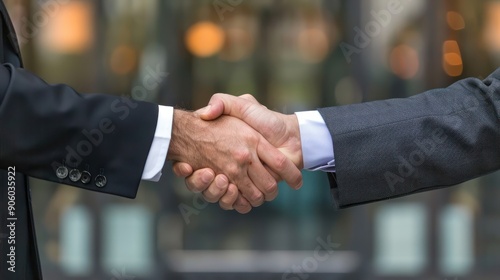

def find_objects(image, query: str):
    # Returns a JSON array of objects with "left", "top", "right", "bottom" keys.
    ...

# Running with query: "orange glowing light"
[
  {"left": 442, "top": 40, "right": 463, "bottom": 77},
  {"left": 41, "top": 1, "right": 94, "bottom": 53},
  {"left": 185, "top": 21, "right": 225, "bottom": 57},
  {"left": 389, "top": 44, "right": 420, "bottom": 80},
  {"left": 110, "top": 45, "right": 138, "bottom": 75},
  {"left": 443, "top": 40, "right": 461, "bottom": 54},
  {"left": 444, "top": 53, "right": 462, "bottom": 66},
  {"left": 446, "top": 11, "right": 465, "bottom": 31}
]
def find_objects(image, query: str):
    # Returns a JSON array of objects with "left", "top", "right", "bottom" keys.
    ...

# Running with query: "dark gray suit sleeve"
[
  {"left": 0, "top": 63, "right": 159, "bottom": 198},
  {"left": 319, "top": 68, "right": 500, "bottom": 209}
]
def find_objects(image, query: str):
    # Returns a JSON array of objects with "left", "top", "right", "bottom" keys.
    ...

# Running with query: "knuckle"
[
  {"left": 274, "top": 154, "right": 289, "bottom": 172},
  {"left": 250, "top": 191, "right": 264, "bottom": 205},
  {"left": 203, "top": 186, "right": 221, "bottom": 201},
  {"left": 248, "top": 133, "right": 259, "bottom": 144},
  {"left": 220, "top": 197, "right": 231, "bottom": 207},
  {"left": 227, "top": 164, "right": 240, "bottom": 179},
  {"left": 225, "top": 185, "right": 237, "bottom": 198},
  {"left": 209, "top": 183, "right": 223, "bottom": 196},
  {"left": 241, "top": 130, "right": 259, "bottom": 144},
  {"left": 202, "top": 192, "right": 216, "bottom": 203},
  {"left": 263, "top": 127, "right": 276, "bottom": 139},
  {"left": 264, "top": 180, "right": 278, "bottom": 195},
  {"left": 266, "top": 190, "right": 278, "bottom": 202},
  {"left": 173, "top": 163, "right": 190, "bottom": 177},
  {"left": 220, "top": 196, "right": 234, "bottom": 209},
  {"left": 231, "top": 162, "right": 243, "bottom": 172},
  {"left": 233, "top": 149, "right": 251, "bottom": 164},
  {"left": 185, "top": 179, "right": 198, "bottom": 192},
  {"left": 191, "top": 181, "right": 207, "bottom": 193}
]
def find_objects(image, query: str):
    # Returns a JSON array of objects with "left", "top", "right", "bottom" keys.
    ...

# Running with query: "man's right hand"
[
  {"left": 167, "top": 108, "right": 302, "bottom": 212},
  {"left": 173, "top": 94, "right": 304, "bottom": 212}
]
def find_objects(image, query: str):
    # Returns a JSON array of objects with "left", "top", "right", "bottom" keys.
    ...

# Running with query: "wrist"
[{"left": 167, "top": 109, "right": 201, "bottom": 162}]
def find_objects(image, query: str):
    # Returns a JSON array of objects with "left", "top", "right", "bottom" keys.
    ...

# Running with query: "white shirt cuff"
[
  {"left": 295, "top": 110, "right": 336, "bottom": 172},
  {"left": 141, "top": 105, "right": 173, "bottom": 181}
]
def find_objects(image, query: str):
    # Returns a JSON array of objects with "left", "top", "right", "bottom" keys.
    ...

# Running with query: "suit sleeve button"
[
  {"left": 81, "top": 171, "right": 91, "bottom": 184},
  {"left": 95, "top": 175, "right": 107, "bottom": 188},
  {"left": 56, "top": 166, "right": 68, "bottom": 179},
  {"left": 69, "top": 169, "right": 82, "bottom": 182}
]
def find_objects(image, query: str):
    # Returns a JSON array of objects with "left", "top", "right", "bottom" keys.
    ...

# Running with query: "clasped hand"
[{"left": 168, "top": 94, "right": 303, "bottom": 213}]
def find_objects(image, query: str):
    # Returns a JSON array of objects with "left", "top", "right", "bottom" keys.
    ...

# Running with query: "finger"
[
  {"left": 202, "top": 94, "right": 278, "bottom": 142},
  {"left": 199, "top": 93, "right": 265, "bottom": 123},
  {"left": 233, "top": 192, "right": 252, "bottom": 214},
  {"left": 196, "top": 93, "right": 227, "bottom": 120},
  {"left": 258, "top": 138, "right": 303, "bottom": 190},
  {"left": 247, "top": 153, "right": 278, "bottom": 201},
  {"left": 219, "top": 184, "right": 239, "bottom": 210},
  {"left": 202, "top": 174, "right": 230, "bottom": 203},
  {"left": 236, "top": 174, "right": 265, "bottom": 207},
  {"left": 199, "top": 93, "right": 253, "bottom": 121},
  {"left": 172, "top": 162, "right": 194, "bottom": 177},
  {"left": 239, "top": 94, "right": 269, "bottom": 109},
  {"left": 185, "top": 168, "right": 216, "bottom": 193},
  {"left": 265, "top": 165, "right": 282, "bottom": 181},
  {"left": 239, "top": 94, "right": 260, "bottom": 104}
]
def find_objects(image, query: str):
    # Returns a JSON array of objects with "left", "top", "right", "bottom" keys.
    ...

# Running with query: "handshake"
[{"left": 167, "top": 93, "right": 304, "bottom": 214}]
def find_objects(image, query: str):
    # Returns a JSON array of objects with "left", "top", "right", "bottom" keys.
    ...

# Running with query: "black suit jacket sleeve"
[
  {"left": 0, "top": 63, "right": 159, "bottom": 198},
  {"left": 318, "top": 68, "right": 500, "bottom": 209}
]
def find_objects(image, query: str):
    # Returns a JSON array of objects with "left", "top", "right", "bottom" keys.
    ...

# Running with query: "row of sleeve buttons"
[{"left": 56, "top": 166, "right": 107, "bottom": 188}]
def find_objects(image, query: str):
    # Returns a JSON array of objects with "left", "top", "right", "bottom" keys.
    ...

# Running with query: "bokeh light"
[
  {"left": 185, "top": 21, "right": 225, "bottom": 57},
  {"left": 446, "top": 11, "right": 465, "bottom": 31},
  {"left": 40, "top": 1, "right": 94, "bottom": 53},
  {"left": 110, "top": 45, "right": 138, "bottom": 75},
  {"left": 389, "top": 44, "right": 420, "bottom": 80},
  {"left": 442, "top": 40, "right": 463, "bottom": 77}
]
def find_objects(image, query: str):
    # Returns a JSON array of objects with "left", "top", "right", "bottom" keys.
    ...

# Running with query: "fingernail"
[
  {"left": 201, "top": 170, "right": 214, "bottom": 184},
  {"left": 181, "top": 165, "right": 190, "bottom": 175},
  {"left": 216, "top": 176, "right": 228, "bottom": 189},
  {"left": 197, "top": 105, "right": 212, "bottom": 116}
]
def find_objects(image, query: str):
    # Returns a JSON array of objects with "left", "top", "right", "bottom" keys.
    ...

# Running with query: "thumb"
[
  {"left": 172, "top": 162, "right": 194, "bottom": 177},
  {"left": 196, "top": 103, "right": 220, "bottom": 121},
  {"left": 239, "top": 94, "right": 259, "bottom": 104},
  {"left": 196, "top": 94, "right": 228, "bottom": 121},
  {"left": 198, "top": 93, "right": 252, "bottom": 121}
]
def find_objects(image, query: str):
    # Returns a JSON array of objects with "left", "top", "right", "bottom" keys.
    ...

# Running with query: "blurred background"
[{"left": 4, "top": 0, "right": 500, "bottom": 279}]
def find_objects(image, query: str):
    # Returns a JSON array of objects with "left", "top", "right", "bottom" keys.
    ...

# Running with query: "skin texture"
[
  {"left": 167, "top": 108, "right": 302, "bottom": 211},
  {"left": 172, "top": 94, "right": 303, "bottom": 213}
]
